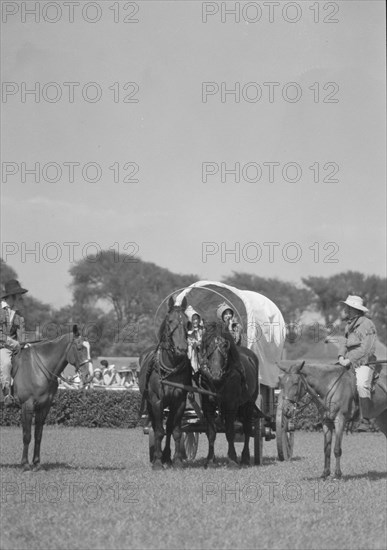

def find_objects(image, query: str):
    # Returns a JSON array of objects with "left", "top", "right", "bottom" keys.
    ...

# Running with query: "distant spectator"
[
  {"left": 92, "top": 367, "right": 104, "bottom": 387},
  {"left": 116, "top": 366, "right": 134, "bottom": 388},
  {"left": 100, "top": 359, "right": 117, "bottom": 386}
]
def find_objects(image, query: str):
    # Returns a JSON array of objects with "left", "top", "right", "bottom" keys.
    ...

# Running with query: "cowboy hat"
[
  {"left": 217, "top": 302, "right": 234, "bottom": 320},
  {"left": 1, "top": 279, "right": 28, "bottom": 299},
  {"left": 340, "top": 295, "right": 368, "bottom": 313}
]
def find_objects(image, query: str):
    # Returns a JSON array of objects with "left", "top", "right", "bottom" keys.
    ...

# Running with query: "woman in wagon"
[
  {"left": 0, "top": 279, "right": 28, "bottom": 407},
  {"left": 185, "top": 306, "right": 203, "bottom": 375},
  {"left": 216, "top": 302, "right": 242, "bottom": 345},
  {"left": 338, "top": 295, "right": 377, "bottom": 422}
]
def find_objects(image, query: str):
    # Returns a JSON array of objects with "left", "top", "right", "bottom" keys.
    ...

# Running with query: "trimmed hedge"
[
  {"left": 0, "top": 389, "right": 142, "bottom": 428},
  {"left": 1, "top": 389, "right": 377, "bottom": 432}
]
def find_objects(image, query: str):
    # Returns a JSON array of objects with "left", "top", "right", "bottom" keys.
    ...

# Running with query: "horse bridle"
[
  {"left": 161, "top": 310, "right": 187, "bottom": 355},
  {"left": 199, "top": 335, "right": 230, "bottom": 378},
  {"left": 31, "top": 337, "right": 91, "bottom": 383}
]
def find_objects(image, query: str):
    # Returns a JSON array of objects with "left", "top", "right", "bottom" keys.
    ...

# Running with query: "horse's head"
[
  {"left": 199, "top": 322, "right": 233, "bottom": 382},
  {"left": 67, "top": 325, "right": 94, "bottom": 387},
  {"left": 159, "top": 296, "right": 188, "bottom": 357},
  {"left": 278, "top": 361, "right": 306, "bottom": 417}
]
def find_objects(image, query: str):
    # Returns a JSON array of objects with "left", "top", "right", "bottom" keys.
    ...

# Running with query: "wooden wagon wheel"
[
  {"left": 180, "top": 432, "right": 199, "bottom": 460},
  {"left": 253, "top": 418, "right": 263, "bottom": 465},
  {"left": 276, "top": 393, "right": 294, "bottom": 461}
]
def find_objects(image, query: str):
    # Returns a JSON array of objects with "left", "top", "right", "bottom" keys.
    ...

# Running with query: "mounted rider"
[
  {"left": 0, "top": 280, "right": 28, "bottom": 406},
  {"left": 338, "top": 295, "right": 377, "bottom": 421}
]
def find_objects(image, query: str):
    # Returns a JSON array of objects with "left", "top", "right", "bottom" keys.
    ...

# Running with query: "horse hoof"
[
  {"left": 227, "top": 459, "right": 239, "bottom": 469},
  {"left": 321, "top": 473, "right": 330, "bottom": 480},
  {"left": 32, "top": 464, "right": 42, "bottom": 472},
  {"left": 173, "top": 459, "right": 183, "bottom": 469},
  {"left": 152, "top": 462, "right": 164, "bottom": 471},
  {"left": 333, "top": 473, "right": 342, "bottom": 480},
  {"left": 22, "top": 464, "right": 31, "bottom": 472}
]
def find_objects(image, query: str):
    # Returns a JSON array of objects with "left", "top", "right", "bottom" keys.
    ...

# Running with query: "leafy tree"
[{"left": 69, "top": 250, "right": 198, "bottom": 354}]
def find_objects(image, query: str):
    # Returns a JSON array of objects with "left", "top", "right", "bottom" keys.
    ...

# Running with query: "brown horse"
[
  {"left": 139, "top": 296, "right": 190, "bottom": 470},
  {"left": 199, "top": 322, "right": 259, "bottom": 468},
  {"left": 11, "top": 325, "right": 92, "bottom": 471},
  {"left": 279, "top": 361, "right": 387, "bottom": 479}
]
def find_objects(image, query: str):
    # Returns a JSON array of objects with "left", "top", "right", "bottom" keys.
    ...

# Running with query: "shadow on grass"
[
  {"left": 341, "top": 470, "right": 387, "bottom": 482},
  {"left": 302, "top": 470, "right": 387, "bottom": 482},
  {"left": 0, "top": 462, "right": 126, "bottom": 472}
]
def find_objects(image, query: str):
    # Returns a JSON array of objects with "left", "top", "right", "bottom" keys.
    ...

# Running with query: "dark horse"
[
  {"left": 10, "top": 325, "right": 92, "bottom": 471},
  {"left": 199, "top": 321, "right": 259, "bottom": 467},
  {"left": 279, "top": 361, "right": 387, "bottom": 479},
  {"left": 139, "top": 296, "right": 190, "bottom": 470}
]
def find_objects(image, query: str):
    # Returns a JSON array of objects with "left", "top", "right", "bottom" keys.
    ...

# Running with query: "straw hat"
[
  {"left": 118, "top": 366, "right": 131, "bottom": 373},
  {"left": 340, "top": 295, "right": 368, "bottom": 313}
]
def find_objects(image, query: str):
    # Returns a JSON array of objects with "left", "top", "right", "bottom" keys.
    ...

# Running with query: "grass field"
[{"left": 0, "top": 427, "right": 386, "bottom": 550}]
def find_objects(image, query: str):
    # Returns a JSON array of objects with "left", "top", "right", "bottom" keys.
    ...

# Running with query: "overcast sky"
[{"left": 1, "top": 1, "right": 385, "bottom": 308}]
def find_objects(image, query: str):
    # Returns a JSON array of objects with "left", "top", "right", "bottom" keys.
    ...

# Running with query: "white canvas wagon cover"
[{"left": 175, "top": 281, "right": 285, "bottom": 388}]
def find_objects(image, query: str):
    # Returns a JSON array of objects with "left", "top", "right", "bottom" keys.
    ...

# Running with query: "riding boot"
[
  {"left": 359, "top": 397, "right": 373, "bottom": 421},
  {"left": 2, "top": 384, "right": 15, "bottom": 407}
]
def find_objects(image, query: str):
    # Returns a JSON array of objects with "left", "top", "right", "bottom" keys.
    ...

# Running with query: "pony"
[
  {"left": 279, "top": 361, "right": 387, "bottom": 479},
  {"left": 9, "top": 325, "right": 92, "bottom": 471},
  {"left": 139, "top": 296, "right": 190, "bottom": 470},
  {"left": 198, "top": 321, "right": 259, "bottom": 468}
]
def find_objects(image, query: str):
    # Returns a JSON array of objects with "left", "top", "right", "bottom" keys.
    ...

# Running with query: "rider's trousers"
[
  {"left": 355, "top": 365, "right": 373, "bottom": 399},
  {"left": 0, "top": 348, "right": 13, "bottom": 389}
]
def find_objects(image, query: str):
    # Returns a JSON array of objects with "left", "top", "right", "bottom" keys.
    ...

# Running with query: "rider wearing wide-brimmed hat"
[
  {"left": 0, "top": 279, "right": 28, "bottom": 406},
  {"left": 338, "top": 295, "right": 377, "bottom": 421}
]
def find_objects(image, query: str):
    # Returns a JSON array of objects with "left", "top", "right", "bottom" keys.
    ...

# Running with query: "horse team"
[{"left": 4, "top": 295, "right": 386, "bottom": 477}]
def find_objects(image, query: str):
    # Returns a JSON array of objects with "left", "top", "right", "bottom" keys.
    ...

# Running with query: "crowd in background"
[{"left": 59, "top": 359, "right": 139, "bottom": 390}]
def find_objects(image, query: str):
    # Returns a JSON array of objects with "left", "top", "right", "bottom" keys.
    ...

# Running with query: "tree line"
[{"left": 1, "top": 253, "right": 386, "bottom": 357}]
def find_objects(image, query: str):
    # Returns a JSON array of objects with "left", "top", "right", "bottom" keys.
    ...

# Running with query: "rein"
[
  {"left": 288, "top": 369, "right": 348, "bottom": 419},
  {"left": 29, "top": 338, "right": 89, "bottom": 384}
]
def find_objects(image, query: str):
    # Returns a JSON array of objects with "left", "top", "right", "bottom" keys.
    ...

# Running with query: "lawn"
[{"left": 0, "top": 427, "right": 386, "bottom": 550}]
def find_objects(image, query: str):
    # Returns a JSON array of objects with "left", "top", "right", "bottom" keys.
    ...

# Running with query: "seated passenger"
[
  {"left": 186, "top": 306, "right": 203, "bottom": 374},
  {"left": 216, "top": 302, "right": 242, "bottom": 345}
]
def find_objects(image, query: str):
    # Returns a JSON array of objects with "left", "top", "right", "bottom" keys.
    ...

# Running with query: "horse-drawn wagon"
[{"left": 143, "top": 281, "right": 294, "bottom": 466}]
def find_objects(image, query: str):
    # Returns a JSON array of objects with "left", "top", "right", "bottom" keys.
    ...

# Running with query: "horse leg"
[
  {"left": 151, "top": 400, "right": 165, "bottom": 471},
  {"left": 202, "top": 396, "right": 217, "bottom": 468},
  {"left": 21, "top": 402, "right": 34, "bottom": 471},
  {"left": 333, "top": 415, "right": 345, "bottom": 479},
  {"left": 321, "top": 421, "right": 333, "bottom": 479},
  {"left": 162, "top": 412, "right": 173, "bottom": 466},
  {"left": 241, "top": 402, "right": 253, "bottom": 466},
  {"left": 224, "top": 407, "right": 238, "bottom": 467},
  {"left": 32, "top": 405, "right": 50, "bottom": 471},
  {"left": 374, "top": 410, "right": 387, "bottom": 437},
  {"left": 171, "top": 398, "right": 187, "bottom": 469}
]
